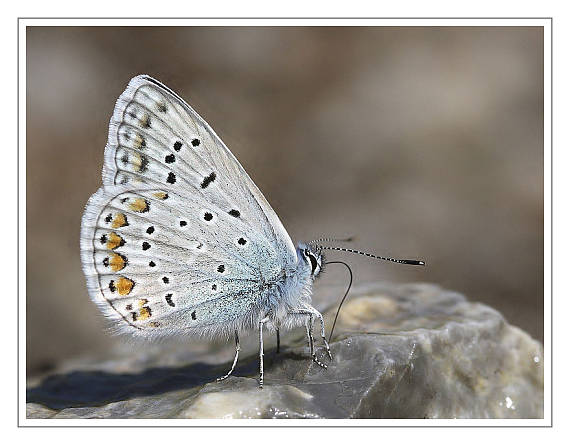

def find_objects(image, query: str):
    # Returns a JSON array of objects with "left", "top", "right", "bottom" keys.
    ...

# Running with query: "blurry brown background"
[{"left": 26, "top": 26, "right": 544, "bottom": 375}]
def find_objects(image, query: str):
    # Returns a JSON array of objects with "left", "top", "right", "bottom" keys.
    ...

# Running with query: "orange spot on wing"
[
  {"left": 112, "top": 213, "right": 128, "bottom": 228},
  {"left": 116, "top": 277, "right": 134, "bottom": 295},
  {"left": 109, "top": 253, "right": 127, "bottom": 272},
  {"left": 153, "top": 192, "right": 168, "bottom": 200},
  {"left": 138, "top": 306, "right": 152, "bottom": 320},
  {"left": 133, "top": 134, "right": 145, "bottom": 149},
  {"left": 106, "top": 232, "right": 124, "bottom": 250},
  {"left": 129, "top": 198, "right": 149, "bottom": 213},
  {"left": 140, "top": 114, "right": 151, "bottom": 128},
  {"left": 137, "top": 298, "right": 148, "bottom": 308},
  {"left": 132, "top": 153, "right": 149, "bottom": 173}
]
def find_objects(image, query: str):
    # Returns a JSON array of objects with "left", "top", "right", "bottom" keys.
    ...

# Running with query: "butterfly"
[{"left": 80, "top": 75, "right": 424, "bottom": 388}]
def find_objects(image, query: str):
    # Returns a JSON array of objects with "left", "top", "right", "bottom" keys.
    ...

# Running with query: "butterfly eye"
[{"left": 306, "top": 251, "right": 318, "bottom": 274}]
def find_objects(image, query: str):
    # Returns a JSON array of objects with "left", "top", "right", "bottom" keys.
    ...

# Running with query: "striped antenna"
[
  {"left": 308, "top": 236, "right": 355, "bottom": 246},
  {"left": 317, "top": 245, "right": 425, "bottom": 266}
]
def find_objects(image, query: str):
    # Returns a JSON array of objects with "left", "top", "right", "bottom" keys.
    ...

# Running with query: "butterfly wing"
[
  {"left": 103, "top": 75, "right": 295, "bottom": 262},
  {"left": 81, "top": 75, "right": 297, "bottom": 338}
]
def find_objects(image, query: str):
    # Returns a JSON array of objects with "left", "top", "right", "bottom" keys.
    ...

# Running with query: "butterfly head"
[{"left": 297, "top": 243, "right": 324, "bottom": 279}]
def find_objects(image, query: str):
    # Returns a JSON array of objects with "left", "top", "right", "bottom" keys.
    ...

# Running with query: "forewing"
[{"left": 101, "top": 75, "right": 296, "bottom": 264}]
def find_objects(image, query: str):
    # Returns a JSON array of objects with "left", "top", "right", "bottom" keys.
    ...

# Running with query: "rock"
[{"left": 26, "top": 282, "right": 543, "bottom": 419}]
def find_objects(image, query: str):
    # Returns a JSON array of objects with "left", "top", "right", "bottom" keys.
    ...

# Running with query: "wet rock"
[{"left": 26, "top": 282, "right": 543, "bottom": 419}]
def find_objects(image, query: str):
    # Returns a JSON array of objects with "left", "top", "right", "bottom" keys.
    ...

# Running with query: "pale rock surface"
[{"left": 26, "top": 283, "right": 543, "bottom": 419}]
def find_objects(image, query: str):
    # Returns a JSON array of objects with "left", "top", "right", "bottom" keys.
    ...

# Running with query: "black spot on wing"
[
  {"left": 200, "top": 172, "right": 216, "bottom": 189},
  {"left": 165, "top": 294, "right": 175, "bottom": 307}
]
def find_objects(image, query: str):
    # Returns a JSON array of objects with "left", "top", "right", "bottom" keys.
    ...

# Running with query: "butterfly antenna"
[
  {"left": 309, "top": 236, "right": 355, "bottom": 246},
  {"left": 324, "top": 261, "right": 353, "bottom": 343},
  {"left": 323, "top": 247, "right": 424, "bottom": 341},
  {"left": 317, "top": 245, "right": 425, "bottom": 266}
]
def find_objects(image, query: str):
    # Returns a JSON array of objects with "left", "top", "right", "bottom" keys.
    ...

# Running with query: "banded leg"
[
  {"left": 217, "top": 330, "right": 240, "bottom": 382},
  {"left": 258, "top": 316, "right": 270, "bottom": 388},
  {"left": 306, "top": 313, "right": 327, "bottom": 369},
  {"left": 305, "top": 323, "right": 311, "bottom": 348},
  {"left": 314, "top": 310, "right": 333, "bottom": 360},
  {"left": 290, "top": 307, "right": 331, "bottom": 367}
]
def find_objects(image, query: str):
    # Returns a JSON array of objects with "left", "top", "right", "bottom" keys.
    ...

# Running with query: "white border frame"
[{"left": 17, "top": 17, "right": 552, "bottom": 427}]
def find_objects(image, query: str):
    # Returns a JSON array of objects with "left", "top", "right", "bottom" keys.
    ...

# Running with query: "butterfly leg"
[
  {"left": 314, "top": 310, "right": 333, "bottom": 360},
  {"left": 216, "top": 330, "right": 240, "bottom": 382},
  {"left": 306, "top": 313, "right": 327, "bottom": 369},
  {"left": 258, "top": 316, "right": 270, "bottom": 388},
  {"left": 305, "top": 319, "right": 313, "bottom": 354},
  {"left": 289, "top": 308, "right": 331, "bottom": 366}
]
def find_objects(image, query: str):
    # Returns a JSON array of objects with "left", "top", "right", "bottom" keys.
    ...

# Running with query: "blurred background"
[{"left": 26, "top": 26, "right": 544, "bottom": 375}]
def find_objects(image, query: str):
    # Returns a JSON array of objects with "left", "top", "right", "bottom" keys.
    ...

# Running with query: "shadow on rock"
[{"left": 26, "top": 355, "right": 266, "bottom": 410}]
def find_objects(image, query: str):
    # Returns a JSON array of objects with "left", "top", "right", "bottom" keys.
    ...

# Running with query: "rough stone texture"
[{"left": 26, "top": 283, "right": 543, "bottom": 419}]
